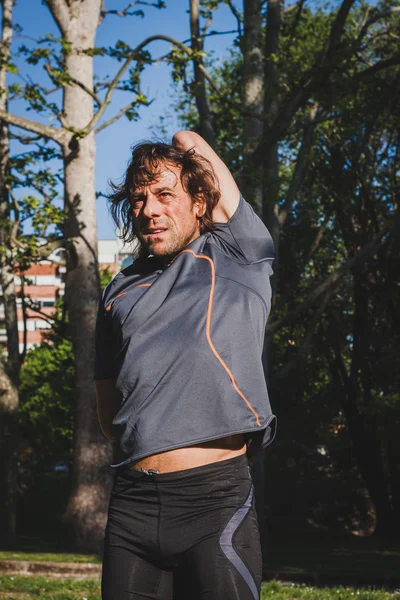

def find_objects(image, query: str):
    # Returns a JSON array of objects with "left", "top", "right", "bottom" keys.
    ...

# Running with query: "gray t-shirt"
[{"left": 95, "top": 196, "right": 276, "bottom": 466}]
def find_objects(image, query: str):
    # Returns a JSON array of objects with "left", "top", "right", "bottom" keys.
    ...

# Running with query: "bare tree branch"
[
  {"left": 7, "top": 188, "right": 20, "bottom": 243},
  {"left": 245, "top": 0, "right": 357, "bottom": 171},
  {"left": 0, "top": 109, "right": 66, "bottom": 144},
  {"left": 308, "top": 208, "right": 334, "bottom": 258},
  {"left": 99, "top": 0, "right": 106, "bottom": 25},
  {"left": 95, "top": 102, "right": 138, "bottom": 133},
  {"left": 83, "top": 34, "right": 198, "bottom": 135},
  {"left": 267, "top": 221, "right": 393, "bottom": 334},
  {"left": 44, "top": 62, "right": 102, "bottom": 107},
  {"left": 224, "top": 0, "right": 243, "bottom": 38},
  {"left": 190, "top": 0, "right": 216, "bottom": 148},
  {"left": 353, "top": 53, "right": 400, "bottom": 80},
  {"left": 288, "top": 0, "right": 306, "bottom": 43},
  {"left": 357, "top": 5, "right": 400, "bottom": 44},
  {"left": 284, "top": 1, "right": 300, "bottom": 15},
  {"left": 270, "top": 287, "right": 334, "bottom": 384},
  {"left": 201, "top": 17, "right": 213, "bottom": 39},
  {"left": 44, "top": 0, "right": 70, "bottom": 35},
  {"left": 320, "top": 0, "right": 356, "bottom": 65},
  {"left": 9, "top": 132, "right": 42, "bottom": 144},
  {"left": 100, "top": 1, "right": 165, "bottom": 19},
  {"left": 241, "top": 0, "right": 263, "bottom": 214},
  {"left": 20, "top": 274, "right": 28, "bottom": 363},
  {"left": 278, "top": 102, "right": 319, "bottom": 227},
  {"left": 22, "top": 300, "right": 56, "bottom": 329}
]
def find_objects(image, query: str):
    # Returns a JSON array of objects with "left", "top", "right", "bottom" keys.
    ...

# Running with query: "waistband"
[{"left": 118, "top": 453, "right": 249, "bottom": 482}]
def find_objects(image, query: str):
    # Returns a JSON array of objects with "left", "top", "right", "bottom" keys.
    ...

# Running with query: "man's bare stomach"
[{"left": 131, "top": 434, "right": 246, "bottom": 473}]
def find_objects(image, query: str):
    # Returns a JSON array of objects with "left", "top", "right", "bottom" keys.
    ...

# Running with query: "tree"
[
  {"left": 312, "top": 68, "right": 400, "bottom": 535},
  {"left": 0, "top": 0, "right": 157, "bottom": 550},
  {"left": 2, "top": 0, "right": 253, "bottom": 550},
  {"left": 0, "top": 0, "right": 19, "bottom": 548},
  {"left": 170, "top": 0, "right": 400, "bottom": 536},
  {"left": 190, "top": 0, "right": 216, "bottom": 147}
]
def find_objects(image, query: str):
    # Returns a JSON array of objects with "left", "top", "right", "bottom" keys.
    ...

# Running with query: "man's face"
[{"left": 131, "top": 164, "right": 204, "bottom": 259}]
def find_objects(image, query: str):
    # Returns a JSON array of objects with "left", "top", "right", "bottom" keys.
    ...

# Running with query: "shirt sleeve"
[
  {"left": 93, "top": 289, "right": 117, "bottom": 381},
  {"left": 209, "top": 195, "right": 275, "bottom": 264}
]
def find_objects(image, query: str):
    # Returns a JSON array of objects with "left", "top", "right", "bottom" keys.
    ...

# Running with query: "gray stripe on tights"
[{"left": 219, "top": 485, "right": 259, "bottom": 600}]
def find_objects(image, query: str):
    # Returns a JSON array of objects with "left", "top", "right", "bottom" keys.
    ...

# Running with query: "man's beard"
[{"left": 139, "top": 226, "right": 198, "bottom": 259}]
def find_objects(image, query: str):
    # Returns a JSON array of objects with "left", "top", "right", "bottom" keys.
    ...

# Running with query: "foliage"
[
  {"left": 17, "top": 260, "right": 113, "bottom": 471},
  {"left": 18, "top": 336, "right": 75, "bottom": 469},
  {"left": 0, "top": 577, "right": 399, "bottom": 600},
  {"left": 170, "top": 1, "right": 400, "bottom": 536},
  {"left": 100, "top": 266, "right": 115, "bottom": 290}
]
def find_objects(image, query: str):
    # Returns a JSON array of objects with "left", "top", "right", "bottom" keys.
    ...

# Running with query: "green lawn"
[
  {"left": 0, "top": 575, "right": 100, "bottom": 599},
  {"left": 0, "top": 577, "right": 399, "bottom": 600},
  {"left": 0, "top": 552, "right": 100, "bottom": 564},
  {"left": 264, "top": 531, "right": 400, "bottom": 586},
  {"left": 0, "top": 536, "right": 100, "bottom": 564}
]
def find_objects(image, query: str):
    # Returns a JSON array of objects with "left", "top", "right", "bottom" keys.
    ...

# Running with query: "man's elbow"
[{"left": 172, "top": 130, "right": 202, "bottom": 150}]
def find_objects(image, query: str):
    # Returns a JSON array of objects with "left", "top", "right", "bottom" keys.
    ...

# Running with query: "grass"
[
  {"left": 0, "top": 553, "right": 100, "bottom": 564},
  {"left": 0, "top": 575, "right": 100, "bottom": 599},
  {"left": 0, "top": 537, "right": 100, "bottom": 564},
  {"left": 0, "top": 577, "right": 399, "bottom": 600},
  {"left": 260, "top": 582, "right": 400, "bottom": 600},
  {"left": 264, "top": 530, "right": 400, "bottom": 584},
  {"left": 2, "top": 530, "right": 400, "bottom": 585}
]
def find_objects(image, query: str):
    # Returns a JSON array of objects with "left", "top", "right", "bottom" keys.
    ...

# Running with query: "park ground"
[{"left": 1, "top": 529, "right": 399, "bottom": 599}]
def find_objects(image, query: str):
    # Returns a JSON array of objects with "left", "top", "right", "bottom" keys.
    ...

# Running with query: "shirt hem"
[{"left": 110, "top": 414, "right": 276, "bottom": 468}]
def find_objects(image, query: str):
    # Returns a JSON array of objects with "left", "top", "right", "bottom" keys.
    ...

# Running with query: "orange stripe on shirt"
[
  {"left": 105, "top": 291, "right": 127, "bottom": 311},
  {"left": 136, "top": 283, "right": 152, "bottom": 288},
  {"left": 181, "top": 249, "right": 261, "bottom": 427}
]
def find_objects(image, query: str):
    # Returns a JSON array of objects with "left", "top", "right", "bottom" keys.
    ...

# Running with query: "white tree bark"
[
  {"left": 0, "top": 0, "right": 19, "bottom": 548},
  {"left": 43, "top": 0, "right": 113, "bottom": 551}
]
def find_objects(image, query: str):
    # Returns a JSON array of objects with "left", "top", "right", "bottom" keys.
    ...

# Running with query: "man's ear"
[{"left": 194, "top": 198, "right": 206, "bottom": 218}]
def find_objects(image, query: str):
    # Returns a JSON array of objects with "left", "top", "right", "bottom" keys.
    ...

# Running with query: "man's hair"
[{"left": 109, "top": 141, "right": 221, "bottom": 245}]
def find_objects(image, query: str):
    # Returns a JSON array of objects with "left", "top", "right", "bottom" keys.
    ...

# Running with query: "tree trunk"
[
  {"left": 263, "top": 0, "right": 281, "bottom": 254},
  {"left": 241, "top": 0, "right": 263, "bottom": 216},
  {"left": 325, "top": 304, "right": 394, "bottom": 538},
  {"left": 47, "top": 0, "right": 112, "bottom": 552},
  {"left": 241, "top": 0, "right": 267, "bottom": 552},
  {"left": 0, "top": 0, "right": 19, "bottom": 549},
  {"left": 189, "top": 0, "right": 216, "bottom": 148},
  {"left": 0, "top": 365, "right": 18, "bottom": 548}
]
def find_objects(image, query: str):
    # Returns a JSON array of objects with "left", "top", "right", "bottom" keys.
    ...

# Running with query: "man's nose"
[{"left": 142, "top": 194, "right": 161, "bottom": 219}]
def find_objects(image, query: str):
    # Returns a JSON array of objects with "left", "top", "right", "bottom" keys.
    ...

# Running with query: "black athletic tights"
[{"left": 102, "top": 454, "right": 262, "bottom": 600}]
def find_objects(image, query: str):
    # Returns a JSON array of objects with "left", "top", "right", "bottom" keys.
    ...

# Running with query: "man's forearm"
[{"left": 172, "top": 130, "right": 240, "bottom": 222}]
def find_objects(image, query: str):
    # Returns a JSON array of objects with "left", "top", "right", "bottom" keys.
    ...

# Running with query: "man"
[{"left": 95, "top": 131, "right": 276, "bottom": 600}]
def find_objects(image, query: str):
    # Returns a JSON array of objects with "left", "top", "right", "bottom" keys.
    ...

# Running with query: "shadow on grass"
[{"left": 263, "top": 528, "right": 400, "bottom": 588}]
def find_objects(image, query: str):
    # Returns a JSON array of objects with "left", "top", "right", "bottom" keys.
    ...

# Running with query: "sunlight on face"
[{"left": 132, "top": 165, "right": 204, "bottom": 259}]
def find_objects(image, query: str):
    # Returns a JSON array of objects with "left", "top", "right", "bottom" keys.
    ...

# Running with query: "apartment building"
[{"left": 0, "top": 239, "right": 133, "bottom": 353}]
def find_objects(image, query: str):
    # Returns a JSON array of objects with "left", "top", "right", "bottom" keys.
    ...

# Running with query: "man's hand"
[
  {"left": 95, "top": 379, "right": 120, "bottom": 441},
  {"left": 172, "top": 130, "right": 240, "bottom": 223}
]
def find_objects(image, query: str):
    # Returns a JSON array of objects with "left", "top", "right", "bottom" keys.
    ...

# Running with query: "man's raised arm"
[{"left": 172, "top": 130, "right": 240, "bottom": 223}]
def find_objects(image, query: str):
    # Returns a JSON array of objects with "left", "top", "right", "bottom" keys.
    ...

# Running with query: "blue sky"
[{"left": 10, "top": 1, "right": 238, "bottom": 239}]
